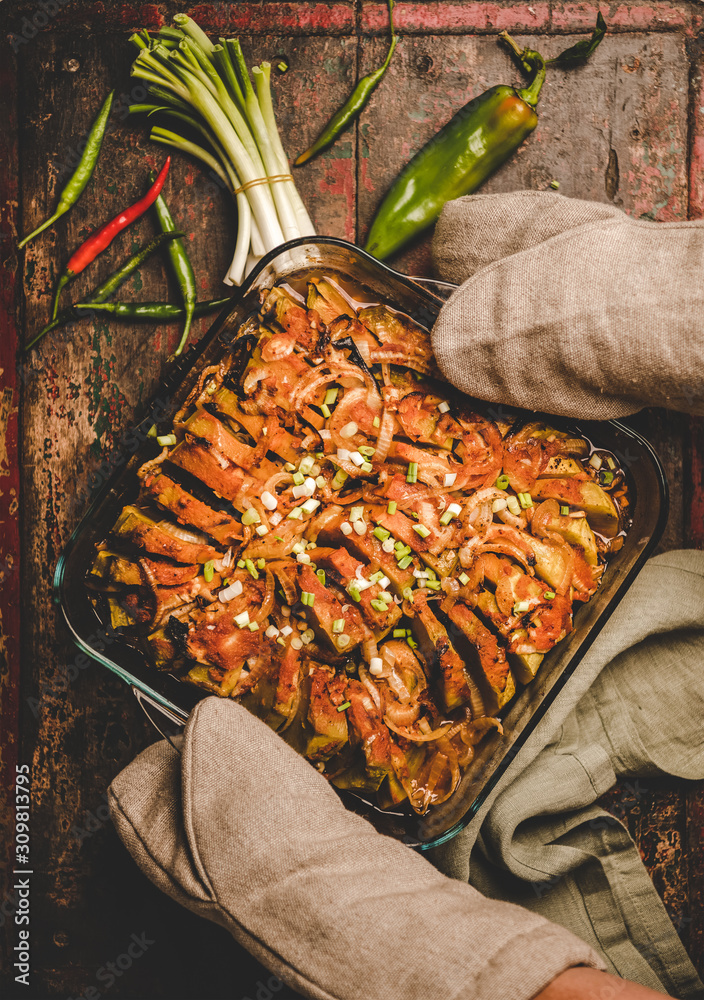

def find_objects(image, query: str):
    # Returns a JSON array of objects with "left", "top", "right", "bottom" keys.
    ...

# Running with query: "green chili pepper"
[
  {"left": 24, "top": 229, "right": 185, "bottom": 351},
  {"left": 364, "top": 33, "right": 546, "bottom": 260},
  {"left": 74, "top": 297, "right": 230, "bottom": 321},
  {"left": 294, "top": 0, "right": 397, "bottom": 167},
  {"left": 18, "top": 91, "right": 114, "bottom": 249},
  {"left": 150, "top": 171, "right": 197, "bottom": 356}
]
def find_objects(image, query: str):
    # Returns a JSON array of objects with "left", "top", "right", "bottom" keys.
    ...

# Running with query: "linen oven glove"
[
  {"left": 108, "top": 695, "right": 604, "bottom": 1000},
  {"left": 429, "top": 550, "right": 704, "bottom": 1000},
  {"left": 430, "top": 190, "right": 704, "bottom": 419}
]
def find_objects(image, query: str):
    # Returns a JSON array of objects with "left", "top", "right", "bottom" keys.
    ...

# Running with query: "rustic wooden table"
[{"left": 1, "top": 2, "right": 702, "bottom": 997}]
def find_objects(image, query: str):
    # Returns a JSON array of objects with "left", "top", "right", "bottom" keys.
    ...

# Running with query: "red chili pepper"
[{"left": 49, "top": 156, "right": 171, "bottom": 321}]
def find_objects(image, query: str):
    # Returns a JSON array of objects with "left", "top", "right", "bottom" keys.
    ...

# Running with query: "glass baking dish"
[{"left": 53, "top": 236, "right": 668, "bottom": 849}]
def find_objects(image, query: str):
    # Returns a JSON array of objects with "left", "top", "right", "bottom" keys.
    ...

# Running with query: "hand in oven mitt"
[
  {"left": 431, "top": 191, "right": 704, "bottom": 419},
  {"left": 108, "top": 697, "right": 608, "bottom": 1000}
]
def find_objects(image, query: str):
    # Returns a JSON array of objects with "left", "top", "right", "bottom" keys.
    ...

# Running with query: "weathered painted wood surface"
[{"left": 0, "top": 2, "right": 702, "bottom": 997}]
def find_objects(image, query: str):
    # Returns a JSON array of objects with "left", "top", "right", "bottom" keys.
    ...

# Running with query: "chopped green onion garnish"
[
  {"left": 324, "top": 388, "right": 338, "bottom": 405},
  {"left": 203, "top": 560, "right": 214, "bottom": 583},
  {"left": 277, "top": 60, "right": 289, "bottom": 73},
  {"left": 237, "top": 559, "right": 246, "bottom": 568},
  {"left": 600, "top": 470, "right": 614, "bottom": 485},
  {"left": 513, "top": 600, "right": 530, "bottom": 614},
  {"left": 156, "top": 433, "right": 176, "bottom": 447},
  {"left": 379, "top": 591, "right": 393, "bottom": 603},
  {"left": 234, "top": 611, "right": 250, "bottom": 628},
  {"left": 332, "top": 619, "right": 345, "bottom": 633},
  {"left": 317, "top": 569, "right": 326, "bottom": 586},
  {"left": 425, "top": 579, "right": 441, "bottom": 591},
  {"left": 393, "top": 628, "right": 407, "bottom": 638},
  {"left": 299, "top": 455, "right": 315, "bottom": 475},
  {"left": 387, "top": 501, "right": 397, "bottom": 515},
  {"left": 348, "top": 585, "right": 361, "bottom": 602},
  {"left": 320, "top": 404, "right": 331, "bottom": 419},
  {"left": 413, "top": 524, "right": 431, "bottom": 538},
  {"left": 350, "top": 506, "right": 364, "bottom": 522},
  {"left": 276, "top": 637, "right": 286, "bottom": 646},
  {"left": 560, "top": 505, "right": 570, "bottom": 515},
  {"left": 607, "top": 456, "right": 616, "bottom": 470},
  {"left": 495, "top": 474, "right": 510, "bottom": 490},
  {"left": 373, "top": 416, "right": 380, "bottom": 428},
  {"left": 292, "top": 542, "right": 305, "bottom": 554},
  {"left": 518, "top": 492, "right": 533, "bottom": 509},
  {"left": 370, "top": 598, "right": 387, "bottom": 612},
  {"left": 292, "top": 471, "right": 305, "bottom": 486},
  {"left": 361, "top": 462, "right": 373, "bottom": 474},
  {"left": 440, "top": 437, "right": 453, "bottom": 451},
  {"left": 315, "top": 475, "right": 326, "bottom": 488},
  {"left": 544, "top": 591, "right": 556, "bottom": 600},
  {"left": 409, "top": 511, "right": 419, "bottom": 520},
  {"left": 147, "top": 424, "right": 157, "bottom": 438},
  {"left": 373, "top": 527, "right": 390, "bottom": 542},
  {"left": 257, "top": 558, "right": 266, "bottom": 569},
  {"left": 406, "top": 462, "right": 418, "bottom": 484},
  {"left": 274, "top": 535, "right": 284, "bottom": 542},
  {"left": 284, "top": 462, "right": 296, "bottom": 472},
  {"left": 287, "top": 507, "right": 303, "bottom": 520},
  {"left": 337, "top": 701, "right": 351, "bottom": 712},
  {"left": 245, "top": 559, "right": 258, "bottom": 579},
  {"left": 369, "top": 570, "right": 383, "bottom": 584},
  {"left": 407, "top": 636, "right": 418, "bottom": 649},
  {"left": 241, "top": 508, "right": 261, "bottom": 526},
  {"left": 248, "top": 621, "right": 259, "bottom": 631},
  {"left": 439, "top": 511, "right": 453, "bottom": 526},
  {"left": 359, "top": 446, "right": 375, "bottom": 457},
  {"left": 458, "top": 572, "right": 470, "bottom": 585},
  {"left": 331, "top": 470, "right": 348, "bottom": 490},
  {"left": 398, "top": 555, "right": 413, "bottom": 570},
  {"left": 403, "top": 587, "right": 414, "bottom": 601}
]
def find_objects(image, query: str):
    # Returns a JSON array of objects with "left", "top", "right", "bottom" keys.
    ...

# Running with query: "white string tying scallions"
[{"left": 128, "top": 15, "right": 315, "bottom": 286}]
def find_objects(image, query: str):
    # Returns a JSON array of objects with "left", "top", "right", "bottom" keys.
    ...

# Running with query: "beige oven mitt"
[
  {"left": 108, "top": 699, "right": 603, "bottom": 1000},
  {"left": 431, "top": 191, "right": 704, "bottom": 419}
]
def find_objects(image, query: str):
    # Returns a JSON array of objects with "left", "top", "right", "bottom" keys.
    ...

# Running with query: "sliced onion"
[
  {"left": 384, "top": 717, "right": 454, "bottom": 742},
  {"left": 352, "top": 333, "right": 371, "bottom": 365},
  {"left": 361, "top": 637, "right": 379, "bottom": 663},
  {"left": 374, "top": 409, "right": 396, "bottom": 464},
  {"left": 157, "top": 521, "right": 211, "bottom": 545},
  {"left": 358, "top": 665, "right": 382, "bottom": 710},
  {"left": 251, "top": 570, "right": 276, "bottom": 623}
]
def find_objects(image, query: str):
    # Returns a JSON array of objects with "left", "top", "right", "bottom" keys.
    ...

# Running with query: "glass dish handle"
[
  {"left": 132, "top": 685, "right": 184, "bottom": 753},
  {"left": 409, "top": 275, "right": 458, "bottom": 302}
]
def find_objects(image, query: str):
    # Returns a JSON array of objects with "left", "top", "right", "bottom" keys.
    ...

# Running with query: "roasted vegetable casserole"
[{"left": 88, "top": 275, "right": 628, "bottom": 815}]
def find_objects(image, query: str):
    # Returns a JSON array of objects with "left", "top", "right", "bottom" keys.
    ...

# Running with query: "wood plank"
[{"left": 0, "top": 24, "right": 23, "bottom": 983}]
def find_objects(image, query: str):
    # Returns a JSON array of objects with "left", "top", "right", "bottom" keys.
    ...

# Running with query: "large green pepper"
[{"left": 364, "top": 34, "right": 545, "bottom": 260}]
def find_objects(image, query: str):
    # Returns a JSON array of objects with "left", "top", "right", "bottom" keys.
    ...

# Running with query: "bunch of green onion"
[{"left": 129, "top": 14, "right": 315, "bottom": 286}]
